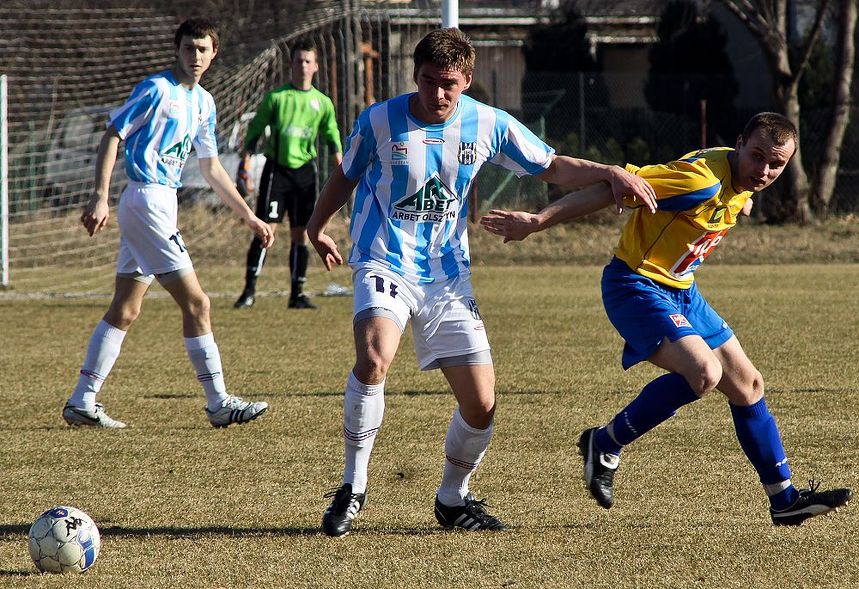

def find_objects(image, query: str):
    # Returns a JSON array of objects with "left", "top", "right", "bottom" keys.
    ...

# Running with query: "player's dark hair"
[
  {"left": 290, "top": 38, "right": 317, "bottom": 58},
  {"left": 742, "top": 112, "right": 798, "bottom": 147},
  {"left": 174, "top": 18, "right": 220, "bottom": 51},
  {"left": 413, "top": 28, "right": 475, "bottom": 78}
]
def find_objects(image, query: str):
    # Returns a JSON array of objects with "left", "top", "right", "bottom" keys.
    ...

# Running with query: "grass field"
[{"left": 1, "top": 259, "right": 858, "bottom": 588}]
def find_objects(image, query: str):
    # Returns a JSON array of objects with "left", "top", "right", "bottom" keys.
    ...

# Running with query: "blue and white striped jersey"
[
  {"left": 342, "top": 93, "right": 554, "bottom": 283},
  {"left": 109, "top": 70, "right": 218, "bottom": 188}
]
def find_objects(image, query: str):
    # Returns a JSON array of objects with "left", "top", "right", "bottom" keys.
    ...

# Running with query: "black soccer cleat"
[
  {"left": 288, "top": 293, "right": 316, "bottom": 309},
  {"left": 434, "top": 494, "right": 507, "bottom": 531},
  {"left": 770, "top": 481, "right": 852, "bottom": 526},
  {"left": 322, "top": 484, "right": 367, "bottom": 537},
  {"left": 233, "top": 291, "right": 255, "bottom": 309},
  {"left": 578, "top": 427, "right": 620, "bottom": 509}
]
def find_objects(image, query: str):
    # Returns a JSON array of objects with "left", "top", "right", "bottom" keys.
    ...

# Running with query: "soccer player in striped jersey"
[
  {"left": 63, "top": 19, "right": 275, "bottom": 429},
  {"left": 307, "top": 28, "right": 657, "bottom": 536},
  {"left": 481, "top": 112, "right": 852, "bottom": 526}
]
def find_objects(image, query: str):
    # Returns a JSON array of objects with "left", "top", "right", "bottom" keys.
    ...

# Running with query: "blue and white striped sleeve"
[
  {"left": 489, "top": 112, "right": 555, "bottom": 177},
  {"left": 193, "top": 91, "right": 218, "bottom": 159},
  {"left": 109, "top": 78, "right": 161, "bottom": 140},
  {"left": 341, "top": 110, "right": 376, "bottom": 181}
]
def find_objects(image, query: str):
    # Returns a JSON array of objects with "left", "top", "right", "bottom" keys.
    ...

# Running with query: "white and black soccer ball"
[{"left": 28, "top": 506, "right": 101, "bottom": 574}]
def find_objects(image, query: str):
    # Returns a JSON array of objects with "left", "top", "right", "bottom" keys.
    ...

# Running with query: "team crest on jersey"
[
  {"left": 707, "top": 205, "right": 727, "bottom": 226},
  {"left": 458, "top": 142, "right": 477, "bottom": 165},
  {"left": 310, "top": 98, "right": 321, "bottom": 111},
  {"left": 287, "top": 124, "right": 313, "bottom": 139},
  {"left": 391, "top": 143, "right": 408, "bottom": 166},
  {"left": 392, "top": 173, "right": 458, "bottom": 223},
  {"left": 161, "top": 135, "right": 193, "bottom": 168},
  {"left": 168, "top": 100, "right": 181, "bottom": 117},
  {"left": 669, "top": 313, "right": 692, "bottom": 328}
]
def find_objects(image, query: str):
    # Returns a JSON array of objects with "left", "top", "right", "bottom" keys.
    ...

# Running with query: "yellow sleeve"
[{"left": 622, "top": 160, "right": 721, "bottom": 210}]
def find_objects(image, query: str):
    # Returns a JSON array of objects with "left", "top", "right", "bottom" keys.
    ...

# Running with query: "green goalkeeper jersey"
[{"left": 244, "top": 83, "right": 342, "bottom": 169}]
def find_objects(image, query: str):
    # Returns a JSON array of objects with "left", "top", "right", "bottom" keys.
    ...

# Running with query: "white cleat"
[
  {"left": 205, "top": 395, "right": 268, "bottom": 428},
  {"left": 62, "top": 403, "right": 128, "bottom": 429}
]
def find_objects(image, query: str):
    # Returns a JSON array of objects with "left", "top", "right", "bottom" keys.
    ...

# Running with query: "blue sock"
[
  {"left": 595, "top": 373, "right": 700, "bottom": 455},
  {"left": 729, "top": 398, "right": 798, "bottom": 510}
]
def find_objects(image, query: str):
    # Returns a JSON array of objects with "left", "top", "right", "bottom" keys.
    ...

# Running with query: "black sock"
[
  {"left": 290, "top": 243, "right": 309, "bottom": 297},
  {"left": 243, "top": 236, "right": 266, "bottom": 294}
]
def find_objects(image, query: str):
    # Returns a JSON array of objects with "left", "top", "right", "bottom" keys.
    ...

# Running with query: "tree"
[
  {"left": 522, "top": 1, "right": 596, "bottom": 73},
  {"left": 717, "top": 0, "right": 857, "bottom": 222},
  {"left": 646, "top": 0, "right": 739, "bottom": 147},
  {"left": 520, "top": 1, "right": 608, "bottom": 140}
]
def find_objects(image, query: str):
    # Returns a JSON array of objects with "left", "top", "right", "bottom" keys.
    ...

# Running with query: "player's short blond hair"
[
  {"left": 413, "top": 28, "right": 475, "bottom": 78},
  {"left": 742, "top": 112, "right": 798, "bottom": 148}
]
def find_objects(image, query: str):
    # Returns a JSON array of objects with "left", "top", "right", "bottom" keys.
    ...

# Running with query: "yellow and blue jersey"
[{"left": 614, "top": 147, "right": 752, "bottom": 289}]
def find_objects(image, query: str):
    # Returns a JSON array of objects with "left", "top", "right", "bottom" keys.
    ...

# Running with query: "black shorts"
[{"left": 254, "top": 159, "right": 318, "bottom": 226}]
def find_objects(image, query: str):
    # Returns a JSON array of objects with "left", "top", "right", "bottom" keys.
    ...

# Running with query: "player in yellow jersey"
[{"left": 480, "top": 112, "right": 851, "bottom": 526}]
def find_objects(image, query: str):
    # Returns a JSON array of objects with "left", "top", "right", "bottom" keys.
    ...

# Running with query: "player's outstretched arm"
[
  {"left": 198, "top": 156, "right": 275, "bottom": 248},
  {"left": 306, "top": 165, "right": 358, "bottom": 271},
  {"left": 480, "top": 182, "right": 615, "bottom": 243},
  {"left": 537, "top": 155, "right": 657, "bottom": 214},
  {"left": 80, "top": 126, "right": 122, "bottom": 237}
]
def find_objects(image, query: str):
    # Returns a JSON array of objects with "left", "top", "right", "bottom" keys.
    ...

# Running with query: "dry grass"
[
  {"left": 1, "top": 262, "right": 858, "bottom": 588},
  {"left": 5, "top": 204, "right": 859, "bottom": 296},
  {"left": 468, "top": 211, "right": 859, "bottom": 266}
]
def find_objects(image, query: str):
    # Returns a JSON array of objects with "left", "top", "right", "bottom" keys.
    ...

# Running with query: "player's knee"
[
  {"left": 106, "top": 302, "right": 142, "bottom": 329},
  {"left": 692, "top": 360, "right": 722, "bottom": 396},
  {"left": 754, "top": 370, "right": 765, "bottom": 396},
  {"left": 353, "top": 352, "right": 391, "bottom": 384},
  {"left": 185, "top": 293, "right": 211, "bottom": 320},
  {"left": 459, "top": 400, "right": 495, "bottom": 429},
  {"left": 740, "top": 369, "right": 765, "bottom": 404}
]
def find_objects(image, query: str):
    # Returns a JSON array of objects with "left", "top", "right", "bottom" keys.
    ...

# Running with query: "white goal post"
[{"left": 1, "top": 74, "right": 7, "bottom": 288}]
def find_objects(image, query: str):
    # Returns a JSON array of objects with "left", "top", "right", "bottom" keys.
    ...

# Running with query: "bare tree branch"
[
  {"left": 816, "top": 0, "right": 857, "bottom": 211},
  {"left": 791, "top": 0, "right": 833, "bottom": 85},
  {"left": 718, "top": 0, "right": 772, "bottom": 38}
]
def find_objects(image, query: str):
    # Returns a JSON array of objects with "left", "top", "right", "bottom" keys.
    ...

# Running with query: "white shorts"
[
  {"left": 352, "top": 264, "right": 491, "bottom": 370},
  {"left": 116, "top": 183, "right": 193, "bottom": 278}
]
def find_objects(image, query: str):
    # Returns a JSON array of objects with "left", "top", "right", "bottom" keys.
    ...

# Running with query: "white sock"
[
  {"left": 342, "top": 372, "right": 385, "bottom": 494},
  {"left": 184, "top": 333, "right": 228, "bottom": 411},
  {"left": 437, "top": 409, "right": 493, "bottom": 506},
  {"left": 68, "top": 320, "right": 127, "bottom": 411}
]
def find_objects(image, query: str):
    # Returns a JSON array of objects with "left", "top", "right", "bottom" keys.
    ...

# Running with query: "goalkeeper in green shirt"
[{"left": 235, "top": 39, "right": 342, "bottom": 309}]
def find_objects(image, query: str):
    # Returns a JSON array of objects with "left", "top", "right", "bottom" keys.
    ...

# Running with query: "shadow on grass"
[
  {"left": 258, "top": 389, "right": 581, "bottom": 398},
  {"left": 146, "top": 393, "right": 197, "bottom": 400},
  {"left": 0, "top": 569, "right": 38, "bottom": 577},
  {"left": 101, "top": 524, "right": 323, "bottom": 538},
  {"left": 1, "top": 523, "right": 468, "bottom": 540},
  {"left": 0, "top": 523, "right": 318, "bottom": 539},
  {"left": 98, "top": 524, "right": 466, "bottom": 538}
]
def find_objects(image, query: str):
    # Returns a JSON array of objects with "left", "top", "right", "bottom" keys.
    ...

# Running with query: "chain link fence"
[{"left": 475, "top": 68, "right": 859, "bottom": 216}]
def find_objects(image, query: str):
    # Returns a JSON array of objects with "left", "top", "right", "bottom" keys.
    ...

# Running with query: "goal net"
[
  {"left": 1, "top": 1, "right": 534, "bottom": 297},
  {"left": 0, "top": 7, "right": 284, "bottom": 296}
]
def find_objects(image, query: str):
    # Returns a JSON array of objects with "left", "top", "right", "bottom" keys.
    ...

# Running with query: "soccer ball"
[{"left": 28, "top": 506, "right": 101, "bottom": 574}]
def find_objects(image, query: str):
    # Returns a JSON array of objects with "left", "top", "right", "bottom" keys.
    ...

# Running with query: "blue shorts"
[{"left": 602, "top": 257, "right": 733, "bottom": 369}]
